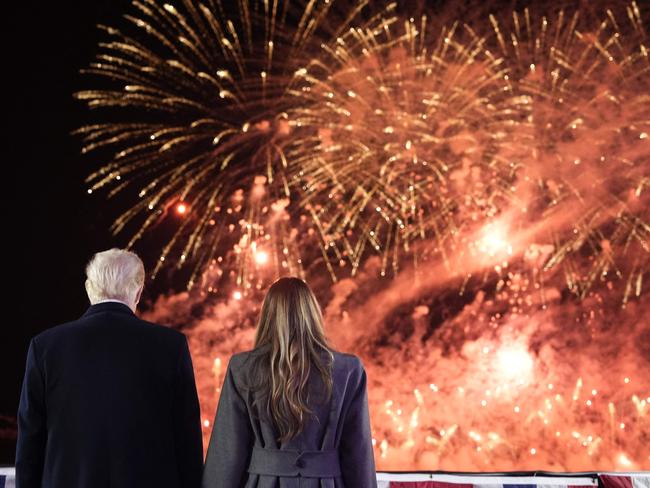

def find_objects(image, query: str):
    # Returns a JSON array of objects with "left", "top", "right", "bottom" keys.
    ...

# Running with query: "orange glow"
[
  {"left": 254, "top": 250, "right": 269, "bottom": 264},
  {"left": 497, "top": 344, "right": 534, "bottom": 381},
  {"left": 478, "top": 222, "right": 512, "bottom": 257}
]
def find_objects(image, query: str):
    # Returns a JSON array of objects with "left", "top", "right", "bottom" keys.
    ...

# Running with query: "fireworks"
[
  {"left": 76, "top": 0, "right": 648, "bottom": 302},
  {"left": 289, "top": 13, "right": 526, "bottom": 279},
  {"left": 80, "top": 0, "right": 650, "bottom": 471},
  {"left": 488, "top": 3, "right": 650, "bottom": 304},
  {"left": 75, "top": 0, "right": 383, "bottom": 290}
]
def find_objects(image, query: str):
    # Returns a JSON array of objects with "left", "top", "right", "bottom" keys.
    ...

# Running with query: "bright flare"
[
  {"left": 497, "top": 344, "right": 534, "bottom": 381},
  {"left": 478, "top": 223, "right": 512, "bottom": 258},
  {"left": 254, "top": 250, "right": 269, "bottom": 265}
]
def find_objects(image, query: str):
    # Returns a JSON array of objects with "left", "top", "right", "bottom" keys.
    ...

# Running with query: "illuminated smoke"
[{"left": 143, "top": 245, "right": 650, "bottom": 469}]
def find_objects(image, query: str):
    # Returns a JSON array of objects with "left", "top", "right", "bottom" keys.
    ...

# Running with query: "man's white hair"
[{"left": 85, "top": 248, "right": 145, "bottom": 305}]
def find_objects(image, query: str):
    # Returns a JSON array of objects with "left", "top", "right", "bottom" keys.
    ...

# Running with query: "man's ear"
[
  {"left": 84, "top": 279, "right": 93, "bottom": 304},
  {"left": 134, "top": 284, "right": 144, "bottom": 308}
]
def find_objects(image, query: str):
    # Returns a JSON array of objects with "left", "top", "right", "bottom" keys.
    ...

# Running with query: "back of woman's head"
[{"left": 253, "top": 277, "right": 333, "bottom": 442}]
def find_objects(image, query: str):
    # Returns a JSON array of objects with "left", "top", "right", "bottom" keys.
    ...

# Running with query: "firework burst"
[
  {"left": 289, "top": 14, "right": 527, "bottom": 279},
  {"left": 76, "top": 0, "right": 649, "bottom": 302},
  {"left": 75, "top": 0, "right": 388, "bottom": 291},
  {"left": 488, "top": 3, "right": 650, "bottom": 303}
]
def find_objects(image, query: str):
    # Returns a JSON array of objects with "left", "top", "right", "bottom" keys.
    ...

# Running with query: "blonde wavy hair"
[{"left": 252, "top": 277, "right": 333, "bottom": 442}]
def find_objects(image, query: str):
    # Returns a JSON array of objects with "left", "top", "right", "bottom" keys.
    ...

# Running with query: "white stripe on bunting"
[{"left": 375, "top": 473, "right": 598, "bottom": 486}]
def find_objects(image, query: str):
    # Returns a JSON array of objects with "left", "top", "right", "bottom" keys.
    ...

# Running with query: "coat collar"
[{"left": 82, "top": 301, "right": 135, "bottom": 318}]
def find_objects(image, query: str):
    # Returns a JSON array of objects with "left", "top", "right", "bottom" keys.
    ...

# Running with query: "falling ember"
[{"left": 176, "top": 203, "right": 188, "bottom": 215}]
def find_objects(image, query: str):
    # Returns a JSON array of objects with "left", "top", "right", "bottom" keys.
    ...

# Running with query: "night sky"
[{"left": 3, "top": 0, "right": 134, "bottom": 463}]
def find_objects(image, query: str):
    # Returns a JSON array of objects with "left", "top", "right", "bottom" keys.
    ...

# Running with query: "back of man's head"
[{"left": 85, "top": 248, "right": 145, "bottom": 310}]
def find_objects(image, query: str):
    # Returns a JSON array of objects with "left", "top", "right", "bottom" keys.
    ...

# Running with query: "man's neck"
[{"left": 94, "top": 298, "right": 135, "bottom": 312}]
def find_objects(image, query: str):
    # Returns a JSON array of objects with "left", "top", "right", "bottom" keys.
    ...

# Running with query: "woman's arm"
[
  {"left": 202, "top": 356, "right": 254, "bottom": 487},
  {"left": 339, "top": 357, "right": 378, "bottom": 488}
]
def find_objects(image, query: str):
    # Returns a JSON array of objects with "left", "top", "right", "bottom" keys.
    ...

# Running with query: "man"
[{"left": 16, "top": 248, "right": 203, "bottom": 488}]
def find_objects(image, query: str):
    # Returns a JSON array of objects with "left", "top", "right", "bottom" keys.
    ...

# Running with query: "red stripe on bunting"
[
  {"left": 390, "top": 482, "right": 474, "bottom": 488},
  {"left": 600, "top": 476, "right": 633, "bottom": 488}
]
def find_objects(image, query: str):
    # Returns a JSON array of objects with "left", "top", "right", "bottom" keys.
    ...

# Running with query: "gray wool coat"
[{"left": 202, "top": 348, "right": 377, "bottom": 488}]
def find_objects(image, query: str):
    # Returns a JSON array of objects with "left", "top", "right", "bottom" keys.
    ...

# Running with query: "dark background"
[{"left": 3, "top": 0, "right": 132, "bottom": 464}]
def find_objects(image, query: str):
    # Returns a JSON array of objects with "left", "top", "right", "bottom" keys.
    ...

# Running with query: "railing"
[{"left": 1, "top": 467, "right": 648, "bottom": 487}]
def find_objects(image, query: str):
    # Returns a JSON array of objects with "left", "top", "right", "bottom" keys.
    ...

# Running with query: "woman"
[{"left": 202, "top": 277, "right": 377, "bottom": 488}]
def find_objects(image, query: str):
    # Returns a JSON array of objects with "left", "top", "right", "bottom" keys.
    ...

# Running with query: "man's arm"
[
  {"left": 16, "top": 339, "right": 47, "bottom": 488},
  {"left": 173, "top": 336, "right": 204, "bottom": 488}
]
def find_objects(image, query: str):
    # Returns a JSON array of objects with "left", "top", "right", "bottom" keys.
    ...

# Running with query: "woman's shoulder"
[
  {"left": 225, "top": 348, "right": 266, "bottom": 392},
  {"left": 329, "top": 350, "right": 367, "bottom": 396},
  {"left": 330, "top": 349, "right": 365, "bottom": 373},
  {"left": 228, "top": 347, "right": 264, "bottom": 368},
  {"left": 226, "top": 344, "right": 273, "bottom": 378}
]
